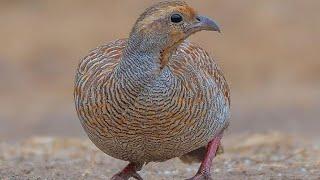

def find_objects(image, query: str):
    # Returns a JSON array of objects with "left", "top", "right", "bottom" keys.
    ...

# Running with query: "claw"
[{"left": 131, "top": 172, "right": 143, "bottom": 180}]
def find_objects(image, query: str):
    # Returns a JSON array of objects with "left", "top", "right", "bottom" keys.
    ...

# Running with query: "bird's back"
[{"left": 74, "top": 39, "right": 230, "bottom": 163}]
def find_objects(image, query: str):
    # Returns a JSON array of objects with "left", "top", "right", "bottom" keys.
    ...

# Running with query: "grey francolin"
[{"left": 74, "top": 1, "right": 230, "bottom": 179}]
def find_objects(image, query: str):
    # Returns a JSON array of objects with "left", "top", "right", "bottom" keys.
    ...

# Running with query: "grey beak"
[{"left": 190, "top": 15, "right": 221, "bottom": 33}]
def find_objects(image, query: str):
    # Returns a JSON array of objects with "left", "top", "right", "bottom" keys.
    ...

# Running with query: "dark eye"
[{"left": 171, "top": 14, "right": 183, "bottom": 23}]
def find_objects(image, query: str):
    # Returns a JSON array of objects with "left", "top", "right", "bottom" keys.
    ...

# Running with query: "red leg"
[
  {"left": 111, "top": 162, "right": 143, "bottom": 180},
  {"left": 187, "top": 133, "right": 223, "bottom": 180}
]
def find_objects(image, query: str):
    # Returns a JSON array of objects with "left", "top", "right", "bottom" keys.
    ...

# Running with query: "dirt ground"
[{"left": 1, "top": 132, "right": 319, "bottom": 180}]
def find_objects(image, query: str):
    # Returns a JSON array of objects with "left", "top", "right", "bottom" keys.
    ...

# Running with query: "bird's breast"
[{"left": 77, "top": 66, "right": 227, "bottom": 162}]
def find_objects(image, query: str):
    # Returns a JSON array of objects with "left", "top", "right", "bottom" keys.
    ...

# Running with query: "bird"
[{"left": 74, "top": 1, "right": 230, "bottom": 180}]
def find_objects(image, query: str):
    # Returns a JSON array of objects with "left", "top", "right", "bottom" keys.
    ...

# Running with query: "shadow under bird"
[{"left": 74, "top": 1, "right": 230, "bottom": 179}]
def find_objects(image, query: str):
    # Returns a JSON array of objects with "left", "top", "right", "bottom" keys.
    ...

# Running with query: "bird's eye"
[{"left": 171, "top": 14, "right": 183, "bottom": 23}]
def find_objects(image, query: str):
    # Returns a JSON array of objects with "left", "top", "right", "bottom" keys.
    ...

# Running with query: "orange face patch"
[
  {"left": 135, "top": 4, "right": 197, "bottom": 32},
  {"left": 175, "top": 5, "right": 196, "bottom": 19}
]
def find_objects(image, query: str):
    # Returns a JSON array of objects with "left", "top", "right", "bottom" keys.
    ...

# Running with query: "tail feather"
[
  {"left": 180, "top": 146, "right": 206, "bottom": 164},
  {"left": 179, "top": 144, "right": 224, "bottom": 164}
]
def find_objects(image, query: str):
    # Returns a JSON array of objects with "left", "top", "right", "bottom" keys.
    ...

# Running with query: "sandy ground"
[{"left": 1, "top": 132, "right": 319, "bottom": 180}]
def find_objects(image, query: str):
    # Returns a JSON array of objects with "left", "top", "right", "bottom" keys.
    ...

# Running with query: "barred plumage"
[{"left": 74, "top": 1, "right": 230, "bottom": 179}]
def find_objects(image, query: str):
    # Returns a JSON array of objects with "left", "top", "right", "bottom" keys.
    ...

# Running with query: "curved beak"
[{"left": 187, "top": 15, "right": 221, "bottom": 34}]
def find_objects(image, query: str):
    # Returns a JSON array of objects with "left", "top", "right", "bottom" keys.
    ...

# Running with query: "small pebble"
[
  {"left": 244, "top": 159, "right": 251, "bottom": 165},
  {"left": 300, "top": 168, "right": 307, "bottom": 173},
  {"left": 186, "top": 167, "right": 193, "bottom": 172}
]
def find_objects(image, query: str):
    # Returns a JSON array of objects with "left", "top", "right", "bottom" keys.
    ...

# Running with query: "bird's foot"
[
  {"left": 111, "top": 162, "right": 143, "bottom": 180},
  {"left": 186, "top": 173, "right": 212, "bottom": 180},
  {"left": 187, "top": 133, "right": 223, "bottom": 180}
]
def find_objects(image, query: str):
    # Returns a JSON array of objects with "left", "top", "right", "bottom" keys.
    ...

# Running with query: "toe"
[{"left": 131, "top": 172, "right": 143, "bottom": 180}]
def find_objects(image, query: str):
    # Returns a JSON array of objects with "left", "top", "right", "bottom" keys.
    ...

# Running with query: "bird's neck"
[
  {"left": 115, "top": 33, "right": 173, "bottom": 80},
  {"left": 112, "top": 40, "right": 163, "bottom": 96},
  {"left": 116, "top": 42, "right": 161, "bottom": 80}
]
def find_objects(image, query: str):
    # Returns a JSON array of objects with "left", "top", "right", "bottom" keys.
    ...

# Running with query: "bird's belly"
[
  {"left": 78, "top": 73, "right": 229, "bottom": 163},
  {"left": 80, "top": 93, "right": 226, "bottom": 163}
]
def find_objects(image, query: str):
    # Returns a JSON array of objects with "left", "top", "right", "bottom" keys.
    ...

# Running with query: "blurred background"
[{"left": 0, "top": 0, "right": 319, "bottom": 140}]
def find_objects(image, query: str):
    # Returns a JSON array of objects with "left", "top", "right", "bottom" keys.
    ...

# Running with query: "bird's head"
[{"left": 128, "top": 1, "right": 220, "bottom": 61}]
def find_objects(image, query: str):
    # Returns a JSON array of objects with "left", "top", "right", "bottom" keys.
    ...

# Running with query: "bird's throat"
[{"left": 159, "top": 40, "right": 184, "bottom": 69}]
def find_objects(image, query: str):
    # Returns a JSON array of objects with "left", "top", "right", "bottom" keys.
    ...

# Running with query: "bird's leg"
[
  {"left": 111, "top": 162, "right": 143, "bottom": 180},
  {"left": 187, "top": 133, "right": 223, "bottom": 180}
]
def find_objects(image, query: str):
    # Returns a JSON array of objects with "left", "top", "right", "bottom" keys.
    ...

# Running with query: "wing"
[
  {"left": 74, "top": 39, "right": 127, "bottom": 122},
  {"left": 75, "top": 39, "right": 126, "bottom": 81},
  {"left": 170, "top": 40, "right": 230, "bottom": 109}
]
